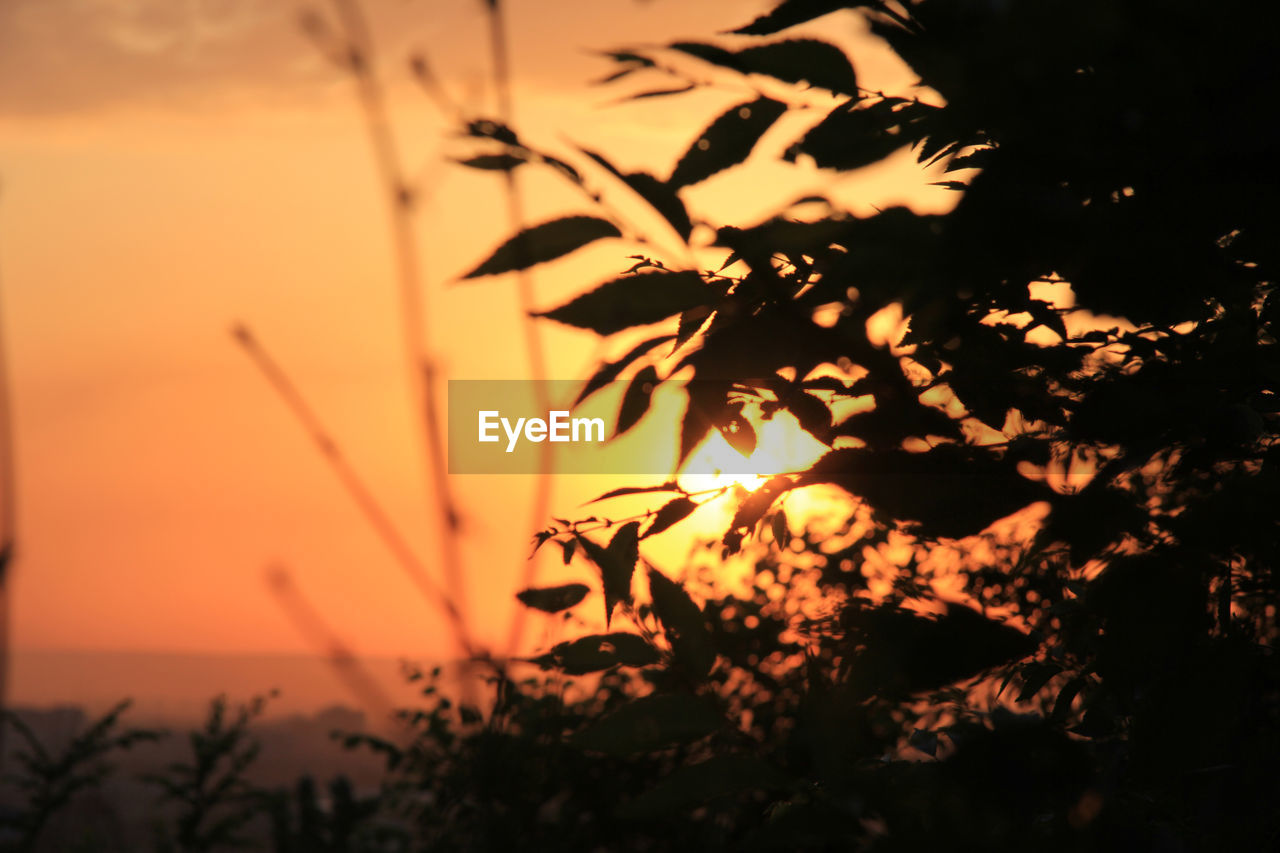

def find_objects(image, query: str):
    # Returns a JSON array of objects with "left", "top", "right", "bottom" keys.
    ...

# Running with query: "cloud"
[
  {"left": 0, "top": 0, "right": 786, "bottom": 124},
  {"left": 0, "top": 0, "right": 327, "bottom": 117}
]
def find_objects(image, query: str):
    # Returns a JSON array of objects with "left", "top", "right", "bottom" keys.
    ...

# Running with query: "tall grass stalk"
[
  {"left": 232, "top": 325, "right": 475, "bottom": 658},
  {"left": 484, "top": 0, "right": 557, "bottom": 659},
  {"left": 264, "top": 564, "right": 397, "bottom": 722},
  {"left": 315, "top": 0, "right": 473, "bottom": 656},
  {"left": 0, "top": 227, "right": 17, "bottom": 769}
]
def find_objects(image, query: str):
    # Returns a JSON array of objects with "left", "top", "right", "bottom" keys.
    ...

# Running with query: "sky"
[{"left": 0, "top": 0, "right": 957, "bottom": 711}]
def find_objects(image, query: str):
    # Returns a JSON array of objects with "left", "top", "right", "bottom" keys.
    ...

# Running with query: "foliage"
[
  {"left": 0, "top": 701, "right": 162, "bottom": 852},
  {"left": 8, "top": 0, "right": 1280, "bottom": 849},
  {"left": 448, "top": 0, "right": 1280, "bottom": 849},
  {"left": 0, "top": 695, "right": 395, "bottom": 852},
  {"left": 264, "top": 776, "right": 401, "bottom": 853},
  {"left": 144, "top": 694, "right": 274, "bottom": 852}
]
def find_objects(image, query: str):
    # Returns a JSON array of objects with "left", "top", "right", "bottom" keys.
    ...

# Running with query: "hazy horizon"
[{"left": 8, "top": 646, "right": 451, "bottom": 723}]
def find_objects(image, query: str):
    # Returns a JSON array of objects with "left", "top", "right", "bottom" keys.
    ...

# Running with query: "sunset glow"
[{"left": 0, "top": 0, "right": 950, "bottom": 713}]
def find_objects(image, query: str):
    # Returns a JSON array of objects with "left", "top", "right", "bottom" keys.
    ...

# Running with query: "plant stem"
[
  {"left": 233, "top": 325, "right": 476, "bottom": 658},
  {"left": 0, "top": 257, "right": 14, "bottom": 770},
  {"left": 484, "top": 0, "right": 556, "bottom": 659},
  {"left": 329, "top": 0, "right": 472, "bottom": 655},
  {"left": 265, "top": 564, "right": 397, "bottom": 721}
]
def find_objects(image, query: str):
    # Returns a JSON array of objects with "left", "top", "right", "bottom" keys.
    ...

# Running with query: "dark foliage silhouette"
[
  {"left": 4, "top": 0, "right": 1279, "bottom": 849},
  {"left": 446, "top": 0, "right": 1280, "bottom": 849}
]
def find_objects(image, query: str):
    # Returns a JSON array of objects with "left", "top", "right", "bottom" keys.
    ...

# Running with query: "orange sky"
[{"left": 0, "top": 0, "right": 955, "bottom": 708}]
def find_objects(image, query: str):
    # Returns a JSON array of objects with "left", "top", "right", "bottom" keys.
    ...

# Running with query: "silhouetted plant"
[
  {"left": 443, "top": 0, "right": 1280, "bottom": 849},
  {"left": 0, "top": 701, "right": 161, "bottom": 852},
  {"left": 144, "top": 694, "right": 272, "bottom": 853},
  {"left": 264, "top": 775, "right": 401, "bottom": 853},
  {"left": 15, "top": 1, "right": 1280, "bottom": 849}
]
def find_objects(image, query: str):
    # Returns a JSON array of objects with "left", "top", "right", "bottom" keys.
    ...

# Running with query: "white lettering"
[
  {"left": 573, "top": 417, "right": 605, "bottom": 442},
  {"left": 478, "top": 411, "right": 500, "bottom": 442},
  {"left": 482, "top": 410, "right": 605, "bottom": 451},
  {"left": 549, "top": 410, "right": 570, "bottom": 442},
  {"left": 502, "top": 417, "right": 526, "bottom": 453}
]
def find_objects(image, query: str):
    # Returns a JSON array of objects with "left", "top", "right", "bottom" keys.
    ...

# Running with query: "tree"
[{"left": 397, "top": 0, "right": 1280, "bottom": 848}]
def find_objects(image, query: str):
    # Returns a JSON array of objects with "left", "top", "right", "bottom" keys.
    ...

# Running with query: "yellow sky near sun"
[{"left": 0, "top": 0, "right": 962, "bottom": 681}]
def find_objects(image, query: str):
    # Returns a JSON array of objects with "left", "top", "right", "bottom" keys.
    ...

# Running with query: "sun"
[{"left": 675, "top": 410, "right": 829, "bottom": 494}]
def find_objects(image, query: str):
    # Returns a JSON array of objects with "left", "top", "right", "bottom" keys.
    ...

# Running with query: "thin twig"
[
  {"left": 232, "top": 324, "right": 476, "bottom": 659},
  {"left": 0, "top": 225, "right": 16, "bottom": 768},
  {"left": 326, "top": 0, "right": 472, "bottom": 644},
  {"left": 484, "top": 0, "right": 556, "bottom": 659},
  {"left": 264, "top": 563, "right": 397, "bottom": 723}
]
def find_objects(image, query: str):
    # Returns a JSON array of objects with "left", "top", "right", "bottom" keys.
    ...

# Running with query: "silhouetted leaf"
[
  {"left": 723, "top": 476, "right": 793, "bottom": 553},
  {"left": 678, "top": 383, "right": 720, "bottom": 465},
  {"left": 579, "top": 146, "right": 694, "bottom": 240},
  {"left": 539, "top": 154, "right": 583, "bottom": 185},
  {"left": 465, "top": 118, "right": 520, "bottom": 145},
  {"left": 643, "top": 497, "right": 699, "bottom": 538},
  {"left": 595, "top": 65, "right": 642, "bottom": 85},
  {"left": 908, "top": 729, "right": 939, "bottom": 757},
  {"left": 730, "top": 0, "right": 862, "bottom": 35},
  {"left": 648, "top": 567, "right": 716, "bottom": 676},
  {"left": 586, "top": 481, "right": 682, "bottom": 503},
  {"left": 915, "top": 132, "right": 959, "bottom": 165},
  {"left": 674, "top": 305, "right": 714, "bottom": 351},
  {"left": 579, "top": 521, "right": 641, "bottom": 627},
  {"left": 720, "top": 412, "right": 757, "bottom": 457},
  {"left": 1051, "top": 676, "right": 1089, "bottom": 723},
  {"left": 617, "top": 755, "right": 787, "bottom": 818},
  {"left": 535, "top": 270, "right": 710, "bottom": 336},
  {"left": 673, "top": 40, "right": 857, "bottom": 96},
  {"left": 515, "top": 583, "right": 590, "bottom": 614},
  {"left": 802, "top": 376, "right": 852, "bottom": 393},
  {"left": 800, "top": 446, "right": 1052, "bottom": 539},
  {"left": 576, "top": 334, "right": 675, "bottom": 405},
  {"left": 786, "top": 99, "right": 932, "bottom": 170},
  {"left": 944, "top": 147, "right": 995, "bottom": 172},
  {"left": 533, "top": 632, "right": 660, "bottom": 675},
  {"left": 1016, "top": 662, "right": 1063, "bottom": 703},
  {"left": 593, "top": 51, "right": 653, "bottom": 85},
  {"left": 529, "top": 530, "right": 554, "bottom": 556},
  {"left": 771, "top": 508, "right": 790, "bottom": 548},
  {"left": 745, "top": 39, "right": 858, "bottom": 93},
  {"left": 843, "top": 603, "right": 1036, "bottom": 697},
  {"left": 461, "top": 216, "right": 620, "bottom": 278},
  {"left": 786, "top": 389, "right": 833, "bottom": 442},
  {"left": 626, "top": 83, "right": 699, "bottom": 101},
  {"left": 616, "top": 366, "right": 660, "bottom": 437},
  {"left": 599, "top": 50, "right": 655, "bottom": 70},
  {"left": 570, "top": 693, "right": 721, "bottom": 756},
  {"left": 1025, "top": 298, "right": 1069, "bottom": 340},
  {"left": 454, "top": 153, "right": 525, "bottom": 171},
  {"left": 573, "top": 536, "right": 615, "bottom": 626},
  {"left": 668, "top": 41, "right": 737, "bottom": 66},
  {"left": 669, "top": 97, "right": 788, "bottom": 187}
]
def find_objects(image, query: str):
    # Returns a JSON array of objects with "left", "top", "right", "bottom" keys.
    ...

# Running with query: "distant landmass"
[
  {"left": 0, "top": 699, "right": 391, "bottom": 850},
  {"left": 8, "top": 648, "right": 441, "bottom": 723}
]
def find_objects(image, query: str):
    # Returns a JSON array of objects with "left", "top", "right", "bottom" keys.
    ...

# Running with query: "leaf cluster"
[{"left": 448, "top": 0, "right": 1280, "bottom": 848}]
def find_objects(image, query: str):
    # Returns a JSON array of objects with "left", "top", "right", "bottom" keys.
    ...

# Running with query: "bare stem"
[
  {"left": 0, "top": 252, "right": 15, "bottom": 768},
  {"left": 233, "top": 324, "right": 476, "bottom": 659},
  {"left": 265, "top": 563, "right": 397, "bottom": 723},
  {"left": 327, "top": 0, "right": 472, "bottom": 649},
  {"left": 484, "top": 0, "right": 556, "bottom": 658}
]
